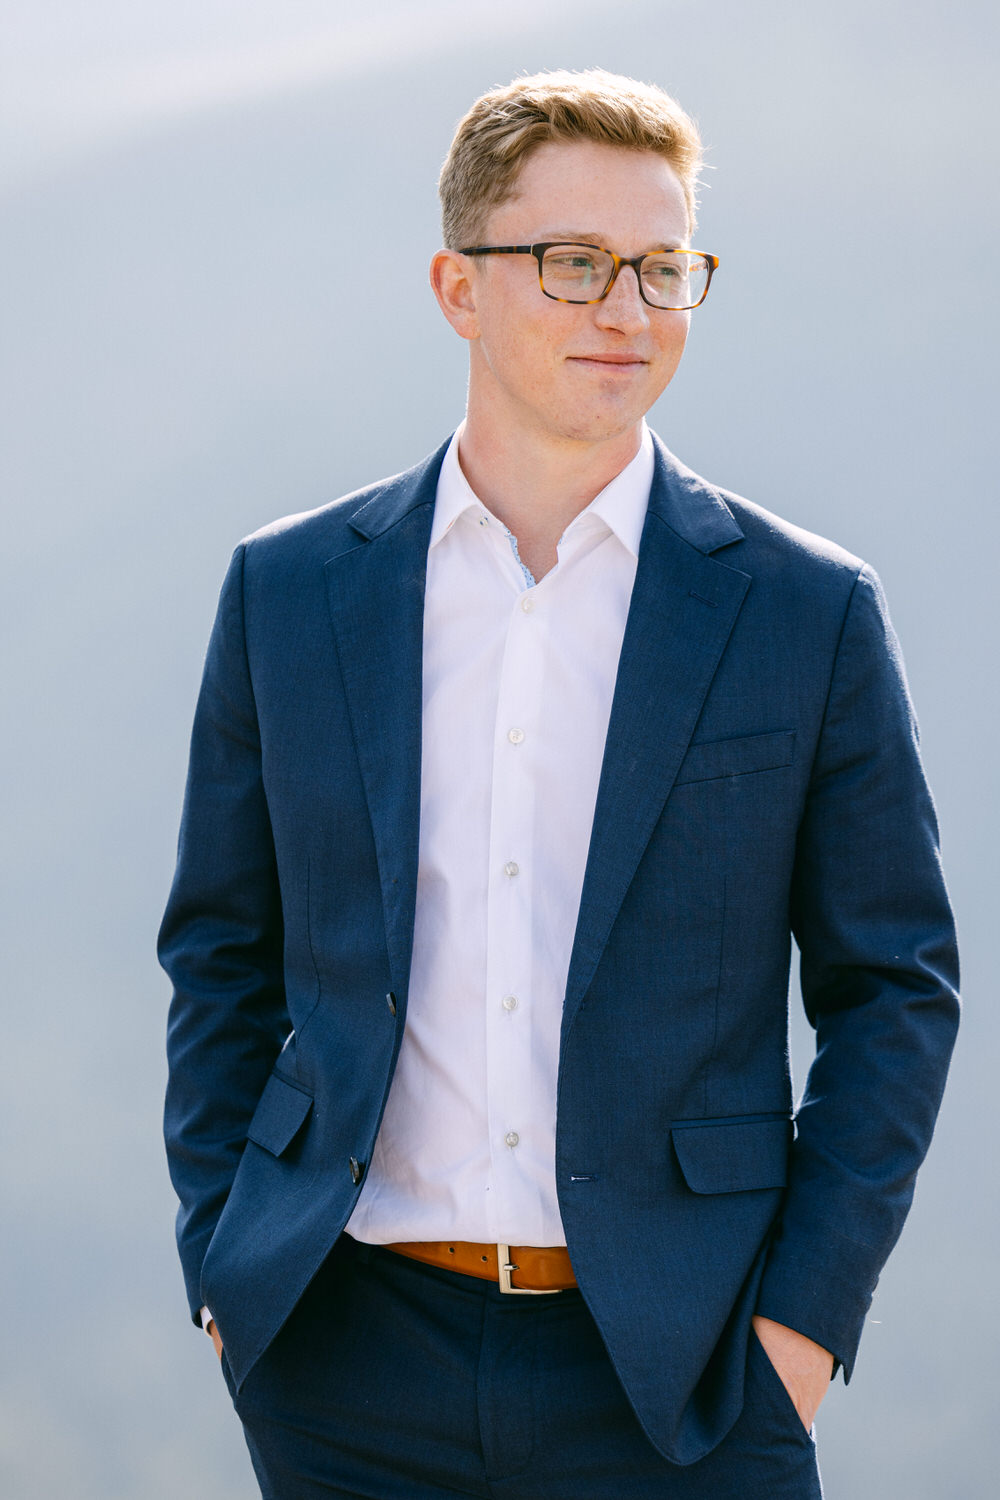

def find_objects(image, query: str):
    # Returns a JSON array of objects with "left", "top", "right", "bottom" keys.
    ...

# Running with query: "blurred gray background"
[{"left": 1, "top": 2, "right": 995, "bottom": 1495}]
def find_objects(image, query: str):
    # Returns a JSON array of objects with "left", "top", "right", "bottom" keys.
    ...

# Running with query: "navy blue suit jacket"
[{"left": 160, "top": 434, "right": 959, "bottom": 1464}]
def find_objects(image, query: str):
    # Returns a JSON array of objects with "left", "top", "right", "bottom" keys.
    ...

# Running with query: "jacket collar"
[
  {"left": 646, "top": 431, "right": 744, "bottom": 554},
  {"left": 345, "top": 438, "right": 451, "bottom": 543},
  {"left": 344, "top": 428, "right": 744, "bottom": 557}
]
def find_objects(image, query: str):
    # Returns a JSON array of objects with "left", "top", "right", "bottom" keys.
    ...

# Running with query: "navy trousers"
[{"left": 222, "top": 1235, "right": 823, "bottom": 1499}]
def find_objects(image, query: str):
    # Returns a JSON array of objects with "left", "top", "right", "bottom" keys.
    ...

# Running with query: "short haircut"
[{"left": 439, "top": 69, "right": 703, "bottom": 249}]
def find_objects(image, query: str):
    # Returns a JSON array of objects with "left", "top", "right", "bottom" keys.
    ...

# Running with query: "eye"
[
  {"left": 642, "top": 256, "right": 683, "bottom": 280},
  {"left": 539, "top": 245, "right": 615, "bottom": 300},
  {"left": 549, "top": 251, "right": 599, "bottom": 271}
]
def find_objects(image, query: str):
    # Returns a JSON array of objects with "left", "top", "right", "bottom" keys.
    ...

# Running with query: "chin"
[{"left": 555, "top": 408, "right": 643, "bottom": 445}]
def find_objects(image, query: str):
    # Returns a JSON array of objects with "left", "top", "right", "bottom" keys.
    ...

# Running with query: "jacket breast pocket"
[
  {"left": 672, "top": 1116, "right": 791, "bottom": 1194},
  {"left": 674, "top": 730, "right": 795, "bottom": 787},
  {"left": 246, "top": 1071, "right": 314, "bottom": 1157}
]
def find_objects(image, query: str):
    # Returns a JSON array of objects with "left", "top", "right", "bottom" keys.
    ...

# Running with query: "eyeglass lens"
[{"left": 541, "top": 245, "right": 709, "bottom": 309}]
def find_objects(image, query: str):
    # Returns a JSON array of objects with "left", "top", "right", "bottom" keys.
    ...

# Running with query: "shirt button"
[
  {"left": 507, "top": 727, "right": 525, "bottom": 745},
  {"left": 505, "top": 1131, "right": 520, "bottom": 1148},
  {"left": 502, "top": 994, "right": 518, "bottom": 1011},
  {"left": 504, "top": 861, "right": 520, "bottom": 878},
  {"left": 520, "top": 595, "right": 535, "bottom": 613},
  {"left": 479, "top": 515, "right": 489, "bottom": 527}
]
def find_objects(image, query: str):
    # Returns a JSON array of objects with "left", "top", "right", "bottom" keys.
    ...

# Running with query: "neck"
[{"left": 456, "top": 409, "right": 644, "bottom": 581}]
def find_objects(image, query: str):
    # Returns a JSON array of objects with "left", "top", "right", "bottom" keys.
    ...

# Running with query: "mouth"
[{"left": 567, "top": 353, "right": 648, "bottom": 371}]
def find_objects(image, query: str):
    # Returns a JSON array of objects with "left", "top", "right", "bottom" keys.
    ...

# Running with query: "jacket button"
[
  {"left": 385, "top": 992, "right": 397, "bottom": 1015},
  {"left": 349, "top": 1156, "right": 365, "bottom": 1185}
]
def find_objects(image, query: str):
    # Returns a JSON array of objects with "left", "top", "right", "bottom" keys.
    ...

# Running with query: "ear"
[{"left": 429, "top": 249, "right": 480, "bottom": 341}]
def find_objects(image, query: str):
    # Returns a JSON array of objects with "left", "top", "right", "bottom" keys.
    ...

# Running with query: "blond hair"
[{"left": 439, "top": 69, "right": 703, "bottom": 248}]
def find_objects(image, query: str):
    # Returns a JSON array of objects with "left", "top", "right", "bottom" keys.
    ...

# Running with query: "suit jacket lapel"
[
  {"left": 323, "top": 443, "right": 447, "bottom": 1004},
  {"left": 323, "top": 433, "right": 749, "bottom": 1026},
  {"left": 562, "top": 439, "right": 750, "bottom": 1033}
]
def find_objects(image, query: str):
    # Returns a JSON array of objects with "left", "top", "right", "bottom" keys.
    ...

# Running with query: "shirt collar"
[
  {"left": 430, "top": 422, "right": 653, "bottom": 559},
  {"left": 429, "top": 425, "right": 483, "bottom": 548},
  {"left": 571, "top": 422, "right": 652, "bottom": 560}
]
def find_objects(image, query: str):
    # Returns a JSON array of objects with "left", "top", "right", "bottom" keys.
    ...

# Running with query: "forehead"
[{"left": 489, "top": 139, "right": 690, "bottom": 247}]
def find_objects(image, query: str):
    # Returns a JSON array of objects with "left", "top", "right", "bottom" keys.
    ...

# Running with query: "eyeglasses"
[{"left": 458, "top": 242, "right": 719, "bottom": 310}]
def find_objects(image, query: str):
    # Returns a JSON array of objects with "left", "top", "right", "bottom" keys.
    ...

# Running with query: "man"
[{"left": 160, "top": 70, "right": 959, "bottom": 1498}]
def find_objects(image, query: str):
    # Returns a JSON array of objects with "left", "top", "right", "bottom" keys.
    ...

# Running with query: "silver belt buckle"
[{"left": 496, "top": 1243, "right": 561, "bottom": 1295}]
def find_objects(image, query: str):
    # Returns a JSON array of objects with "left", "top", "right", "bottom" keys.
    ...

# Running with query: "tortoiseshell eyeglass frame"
[{"left": 458, "top": 242, "right": 720, "bottom": 310}]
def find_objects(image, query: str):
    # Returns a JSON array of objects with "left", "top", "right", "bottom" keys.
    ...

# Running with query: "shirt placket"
[{"left": 483, "top": 541, "right": 544, "bottom": 1241}]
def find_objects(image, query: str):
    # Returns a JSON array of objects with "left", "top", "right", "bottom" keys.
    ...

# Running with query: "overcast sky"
[{"left": 0, "top": 0, "right": 623, "bottom": 189}]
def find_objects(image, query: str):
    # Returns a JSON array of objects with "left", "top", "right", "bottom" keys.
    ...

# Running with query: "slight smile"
[{"left": 566, "top": 353, "right": 648, "bottom": 370}]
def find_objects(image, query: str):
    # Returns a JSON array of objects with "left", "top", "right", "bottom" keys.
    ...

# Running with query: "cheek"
[
  {"left": 666, "top": 312, "right": 690, "bottom": 355},
  {"left": 654, "top": 314, "right": 690, "bottom": 378},
  {"left": 478, "top": 322, "right": 536, "bottom": 389},
  {"left": 479, "top": 307, "right": 561, "bottom": 387}
]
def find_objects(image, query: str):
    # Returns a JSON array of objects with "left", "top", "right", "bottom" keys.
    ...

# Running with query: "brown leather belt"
[{"left": 385, "top": 1241, "right": 577, "bottom": 1294}]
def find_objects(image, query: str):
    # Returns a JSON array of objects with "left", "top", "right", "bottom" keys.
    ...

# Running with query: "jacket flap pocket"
[
  {"left": 247, "top": 1071, "right": 314, "bottom": 1157},
  {"left": 672, "top": 1117, "right": 791, "bottom": 1194},
  {"left": 674, "top": 730, "right": 795, "bottom": 786}
]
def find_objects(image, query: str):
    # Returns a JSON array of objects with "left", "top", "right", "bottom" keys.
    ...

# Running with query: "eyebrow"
[{"left": 541, "top": 230, "right": 686, "bottom": 252}]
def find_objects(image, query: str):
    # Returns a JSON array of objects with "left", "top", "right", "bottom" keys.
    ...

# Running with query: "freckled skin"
[
  {"left": 428, "top": 141, "right": 696, "bottom": 580},
  {"left": 462, "top": 141, "right": 692, "bottom": 452}
]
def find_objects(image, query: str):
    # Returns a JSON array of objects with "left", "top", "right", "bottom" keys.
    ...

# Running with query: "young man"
[{"left": 160, "top": 70, "right": 959, "bottom": 1498}]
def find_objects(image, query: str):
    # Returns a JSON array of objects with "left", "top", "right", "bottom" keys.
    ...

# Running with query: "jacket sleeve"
[
  {"left": 754, "top": 564, "right": 960, "bottom": 1378},
  {"left": 158, "top": 543, "right": 290, "bottom": 1323}
]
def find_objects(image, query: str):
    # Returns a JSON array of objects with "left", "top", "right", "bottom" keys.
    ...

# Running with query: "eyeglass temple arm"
[{"left": 458, "top": 245, "right": 534, "bottom": 255}]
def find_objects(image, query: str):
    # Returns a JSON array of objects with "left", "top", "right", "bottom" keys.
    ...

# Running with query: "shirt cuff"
[{"left": 199, "top": 1305, "right": 214, "bottom": 1332}]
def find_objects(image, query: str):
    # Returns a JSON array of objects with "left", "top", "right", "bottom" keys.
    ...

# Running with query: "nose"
[{"left": 593, "top": 264, "right": 649, "bottom": 334}]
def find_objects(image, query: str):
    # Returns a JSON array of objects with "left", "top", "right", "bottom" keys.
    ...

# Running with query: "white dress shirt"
[{"left": 346, "top": 423, "right": 653, "bottom": 1247}]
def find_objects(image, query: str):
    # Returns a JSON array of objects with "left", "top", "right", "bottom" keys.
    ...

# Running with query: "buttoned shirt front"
[{"left": 345, "top": 424, "right": 653, "bottom": 1247}]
